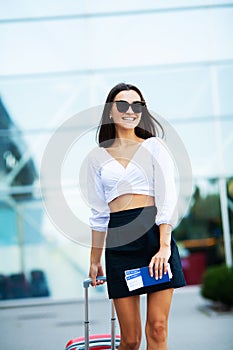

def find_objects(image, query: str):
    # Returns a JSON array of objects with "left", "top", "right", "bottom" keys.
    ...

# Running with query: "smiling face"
[{"left": 111, "top": 90, "right": 143, "bottom": 131}]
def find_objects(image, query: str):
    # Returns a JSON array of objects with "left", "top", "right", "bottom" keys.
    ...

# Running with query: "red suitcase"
[{"left": 65, "top": 277, "right": 120, "bottom": 350}]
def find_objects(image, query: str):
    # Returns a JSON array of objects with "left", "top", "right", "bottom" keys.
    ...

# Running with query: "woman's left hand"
[{"left": 149, "top": 246, "right": 171, "bottom": 280}]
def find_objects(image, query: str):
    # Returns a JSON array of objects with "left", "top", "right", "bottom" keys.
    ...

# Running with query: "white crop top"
[{"left": 87, "top": 137, "right": 178, "bottom": 231}]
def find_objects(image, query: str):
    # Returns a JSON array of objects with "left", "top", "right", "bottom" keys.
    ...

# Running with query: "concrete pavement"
[{"left": 0, "top": 285, "right": 232, "bottom": 349}]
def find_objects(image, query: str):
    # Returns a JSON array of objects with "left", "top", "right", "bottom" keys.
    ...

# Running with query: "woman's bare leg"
[
  {"left": 145, "top": 289, "right": 174, "bottom": 350},
  {"left": 114, "top": 295, "right": 142, "bottom": 350}
]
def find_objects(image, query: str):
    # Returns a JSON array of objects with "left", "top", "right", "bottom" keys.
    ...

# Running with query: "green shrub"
[{"left": 201, "top": 264, "right": 233, "bottom": 307}]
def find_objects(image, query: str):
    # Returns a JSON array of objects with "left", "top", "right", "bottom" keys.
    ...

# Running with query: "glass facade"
[{"left": 0, "top": 1, "right": 232, "bottom": 300}]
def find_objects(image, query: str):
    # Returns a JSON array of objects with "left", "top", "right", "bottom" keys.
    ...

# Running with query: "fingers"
[
  {"left": 91, "top": 275, "right": 105, "bottom": 287},
  {"left": 149, "top": 257, "right": 168, "bottom": 280},
  {"left": 96, "top": 276, "right": 105, "bottom": 286},
  {"left": 91, "top": 275, "right": 97, "bottom": 288},
  {"left": 97, "top": 266, "right": 105, "bottom": 285},
  {"left": 95, "top": 266, "right": 105, "bottom": 286},
  {"left": 89, "top": 264, "right": 105, "bottom": 288},
  {"left": 163, "top": 262, "right": 168, "bottom": 275},
  {"left": 89, "top": 265, "right": 97, "bottom": 287}
]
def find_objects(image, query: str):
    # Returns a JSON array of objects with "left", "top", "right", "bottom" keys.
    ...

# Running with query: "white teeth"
[{"left": 122, "top": 117, "right": 135, "bottom": 121}]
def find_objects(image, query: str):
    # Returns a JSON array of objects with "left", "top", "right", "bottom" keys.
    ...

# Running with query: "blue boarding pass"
[{"left": 125, "top": 264, "right": 173, "bottom": 291}]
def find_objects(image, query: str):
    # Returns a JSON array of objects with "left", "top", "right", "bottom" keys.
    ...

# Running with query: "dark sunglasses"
[{"left": 114, "top": 100, "right": 146, "bottom": 114}]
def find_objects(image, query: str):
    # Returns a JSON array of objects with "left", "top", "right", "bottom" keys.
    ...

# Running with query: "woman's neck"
[{"left": 114, "top": 129, "right": 140, "bottom": 146}]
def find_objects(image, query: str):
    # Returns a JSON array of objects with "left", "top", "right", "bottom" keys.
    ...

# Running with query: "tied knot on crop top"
[{"left": 87, "top": 137, "right": 178, "bottom": 232}]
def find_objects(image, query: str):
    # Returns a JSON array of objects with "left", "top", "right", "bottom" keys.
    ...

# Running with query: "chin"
[{"left": 117, "top": 122, "right": 139, "bottom": 130}]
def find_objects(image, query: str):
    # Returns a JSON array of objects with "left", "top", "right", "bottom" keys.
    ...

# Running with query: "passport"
[{"left": 125, "top": 264, "right": 172, "bottom": 291}]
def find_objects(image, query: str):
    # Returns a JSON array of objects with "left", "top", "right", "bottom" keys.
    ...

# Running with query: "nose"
[{"left": 126, "top": 105, "right": 134, "bottom": 114}]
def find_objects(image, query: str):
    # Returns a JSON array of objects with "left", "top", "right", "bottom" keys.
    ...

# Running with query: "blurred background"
[{"left": 0, "top": 0, "right": 232, "bottom": 304}]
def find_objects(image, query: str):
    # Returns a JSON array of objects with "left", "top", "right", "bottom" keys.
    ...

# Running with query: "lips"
[{"left": 122, "top": 117, "right": 136, "bottom": 121}]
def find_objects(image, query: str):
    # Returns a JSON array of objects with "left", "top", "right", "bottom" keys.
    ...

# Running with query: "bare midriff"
[{"left": 108, "top": 194, "right": 155, "bottom": 213}]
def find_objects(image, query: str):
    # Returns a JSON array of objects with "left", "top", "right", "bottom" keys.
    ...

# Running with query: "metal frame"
[{"left": 83, "top": 276, "right": 117, "bottom": 350}]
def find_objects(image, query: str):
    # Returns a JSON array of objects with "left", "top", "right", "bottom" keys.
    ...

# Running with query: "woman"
[{"left": 87, "top": 83, "right": 186, "bottom": 350}]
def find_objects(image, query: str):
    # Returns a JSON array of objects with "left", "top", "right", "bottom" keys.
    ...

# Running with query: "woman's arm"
[
  {"left": 149, "top": 138, "right": 177, "bottom": 279},
  {"left": 87, "top": 153, "right": 109, "bottom": 286},
  {"left": 89, "top": 230, "right": 106, "bottom": 287},
  {"left": 149, "top": 224, "right": 172, "bottom": 279},
  {"left": 152, "top": 137, "right": 178, "bottom": 228}
]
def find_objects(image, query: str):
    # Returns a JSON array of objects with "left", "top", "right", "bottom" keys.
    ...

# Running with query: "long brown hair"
[{"left": 97, "top": 83, "right": 164, "bottom": 147}]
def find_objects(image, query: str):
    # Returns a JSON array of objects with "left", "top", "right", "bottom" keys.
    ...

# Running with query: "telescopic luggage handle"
[
  {"left": 83, "top": 276, "right": 106, "bottom": 289},
  {"left": 83, "top": 276, "right": 117, "bottom": 350}
]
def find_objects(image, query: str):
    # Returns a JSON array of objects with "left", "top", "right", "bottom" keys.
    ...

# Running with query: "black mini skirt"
[{"left": 105, "top": 206, "right": 186, "bottom": 299}]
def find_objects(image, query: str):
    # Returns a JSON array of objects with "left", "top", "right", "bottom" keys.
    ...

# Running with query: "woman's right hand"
[{"left": 89, "top": 262, "right": 105, "bottom": 287}]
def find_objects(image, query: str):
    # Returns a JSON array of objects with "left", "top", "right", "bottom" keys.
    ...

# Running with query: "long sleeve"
[
  {"left": 152, "top": 138, "right": 178, "bottom": 228},
  {"left": 87, "top": 153, "right": 110, "bottom": 232}
]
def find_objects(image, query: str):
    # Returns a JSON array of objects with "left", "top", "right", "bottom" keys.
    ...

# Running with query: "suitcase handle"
[
  {"left": 83, "top": 276, "right": 117, "bottom": 350},
  {"left": 83, "top": 276, "right": 106, "bottom": 289}
]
